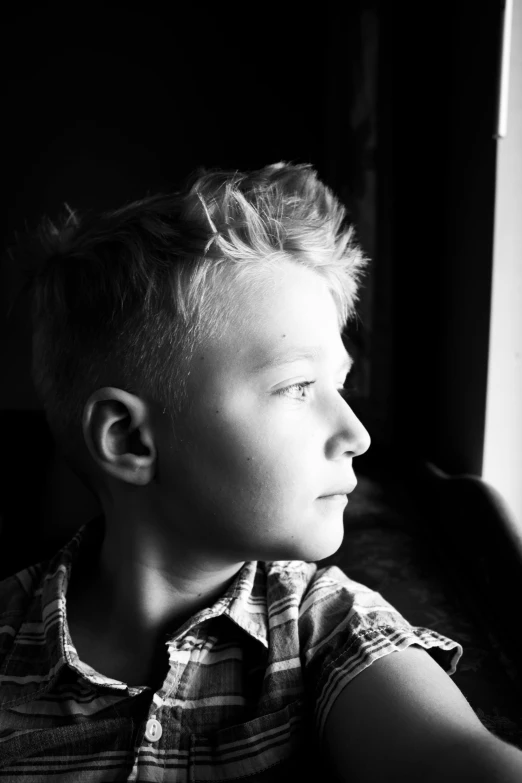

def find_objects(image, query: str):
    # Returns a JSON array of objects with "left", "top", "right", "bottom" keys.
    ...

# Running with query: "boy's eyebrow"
[{"left": 252, "top": 346, "right": 353, "bottom": 374}]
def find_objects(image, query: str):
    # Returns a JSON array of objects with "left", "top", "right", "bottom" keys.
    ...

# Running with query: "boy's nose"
[{"left": 326, "top": 399, "right": 371, "bottom": 460}]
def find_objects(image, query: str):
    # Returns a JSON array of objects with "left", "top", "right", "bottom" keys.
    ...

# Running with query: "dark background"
[{"left": 0, "top": 2, "right": 504, "bottom": 479}]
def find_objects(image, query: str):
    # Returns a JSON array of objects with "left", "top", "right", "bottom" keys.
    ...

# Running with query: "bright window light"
[{"left": 482, "top": 0, "right": 522, "bottom": 527}]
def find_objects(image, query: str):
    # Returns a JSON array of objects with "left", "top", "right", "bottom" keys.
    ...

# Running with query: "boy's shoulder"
[
  {"left": 264, "top": 558, "right": 386, "bottom": 609},
  {"left": 263, "top": 558, "right": 452, "bottom": 662},
  {"left": 263, "top": 559, "right": 410, "bottom": 644}
]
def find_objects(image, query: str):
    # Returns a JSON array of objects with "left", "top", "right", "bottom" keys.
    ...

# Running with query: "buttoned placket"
[
  {"left": 126, "top": 589, "right": 242, "bottom": 779},
  {"left": 144, "top": 691, "right": 165, "bottom": 743},
  {"left": 129, "top": 647, "right": 192, "bottom": 780}
]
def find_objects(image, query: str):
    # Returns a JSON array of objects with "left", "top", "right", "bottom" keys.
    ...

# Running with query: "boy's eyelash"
[
  {"left": 276, "top": 380, "right": 315, "bottom": 400},
  {"left": 275, "top": 380, "right": 356, "bottom": 401}
]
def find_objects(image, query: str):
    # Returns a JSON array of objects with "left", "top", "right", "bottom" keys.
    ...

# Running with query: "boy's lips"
[
  {"left": 318, "top": 483, "right": 357, "bottom": 499},
  {"left": 317, "top": 493, "right": 350, "bottom": 508}
]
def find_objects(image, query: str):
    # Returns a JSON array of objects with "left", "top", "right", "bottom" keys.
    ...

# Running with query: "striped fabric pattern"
[{"left": 0, "top": 517, "right": 463, "bottom": 781}]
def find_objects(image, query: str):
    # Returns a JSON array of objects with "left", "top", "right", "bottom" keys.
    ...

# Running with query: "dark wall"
[
  {"left": 1, "top": 7, "right": 331, "bottom": 223},
  {"left": 389, "top": 4, "right": 502, "bottom": 476}
]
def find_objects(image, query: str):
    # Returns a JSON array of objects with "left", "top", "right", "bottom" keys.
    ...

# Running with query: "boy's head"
[{"left": 18, "top": 162, "right": 371, "bottom": 562}]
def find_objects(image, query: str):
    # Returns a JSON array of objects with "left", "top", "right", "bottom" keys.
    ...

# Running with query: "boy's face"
[{"left": 154, "top": 261, "right": 371, "bottom": 564}]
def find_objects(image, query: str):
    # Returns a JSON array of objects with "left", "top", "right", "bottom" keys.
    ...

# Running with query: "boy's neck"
[{"left": 65, "top": 514, "right": 244, "bottom": 688}]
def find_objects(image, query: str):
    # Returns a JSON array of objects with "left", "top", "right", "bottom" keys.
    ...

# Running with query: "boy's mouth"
[
  {"left": 318, "top": 483, "right": 357, "bottom": 499},
  {"left": 316, "top": 493, "right": 350, "bottom": 508}
]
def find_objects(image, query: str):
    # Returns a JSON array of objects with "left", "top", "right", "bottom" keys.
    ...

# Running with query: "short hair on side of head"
[{"left": 8, "top": 162, "right": 367, "bottom": 478}]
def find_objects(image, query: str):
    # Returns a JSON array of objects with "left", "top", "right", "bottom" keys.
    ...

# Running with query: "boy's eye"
[
  {"left": 275, "top": 378, "right": 356, "bottom": 402},
  {"left": 276, "top": 380, "right": 315, "bottom": 401}
]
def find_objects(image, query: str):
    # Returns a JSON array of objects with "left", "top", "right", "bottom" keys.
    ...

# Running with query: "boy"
[{"left": 1, "top": 162, "right": 522, "bottom": 782}]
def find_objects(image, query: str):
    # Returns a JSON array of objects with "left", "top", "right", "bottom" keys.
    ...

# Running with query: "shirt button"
[{"left": 145, "top": 718, "right": 163, "bottom": 742}]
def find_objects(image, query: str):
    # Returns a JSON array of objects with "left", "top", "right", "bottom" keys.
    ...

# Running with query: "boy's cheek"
[
  {"left": 185, "top": 397, "right": 269, "bottom": 462},
  {"left": 173, "top": 427, "right": 301, "bottom": 510},
  {"left": 166, "top": 394, "right": 320, "bottom": 503}
]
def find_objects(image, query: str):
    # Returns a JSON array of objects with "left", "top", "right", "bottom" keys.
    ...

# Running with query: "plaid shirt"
[{"left": 0, "top": 516, "right": 462, "bottom": 781}]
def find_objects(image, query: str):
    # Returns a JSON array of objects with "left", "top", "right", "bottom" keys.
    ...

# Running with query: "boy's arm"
[{"left": 322, "top": 645, "right": 522, "bottom": 783}]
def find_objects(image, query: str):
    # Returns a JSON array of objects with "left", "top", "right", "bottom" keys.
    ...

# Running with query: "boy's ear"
[{"left": 82, "top": 387, "right": 157, "bottom": 486}]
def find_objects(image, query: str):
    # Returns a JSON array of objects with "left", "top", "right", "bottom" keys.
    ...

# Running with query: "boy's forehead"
[
  {"left": 250, "top": 344, "right": 353, "bottom": 374},
  {"left": 198, "top": 261, "right": 350, "bottom": 377}
]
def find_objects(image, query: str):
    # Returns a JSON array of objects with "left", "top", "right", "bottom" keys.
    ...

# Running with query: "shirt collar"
[
  {"left": 168, "top": 557, "right": 269, "bottom": 649},
  {"left": 0, "top": 516, "right": 269, "bottom": 708},
  {"left": 0, "top": 522, "right": 88, "bottom": 708}
]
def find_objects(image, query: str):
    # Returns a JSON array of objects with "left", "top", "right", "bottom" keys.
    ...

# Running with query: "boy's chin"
[{"left": 267, "top": 526, "right": 345, "bottom": 564}]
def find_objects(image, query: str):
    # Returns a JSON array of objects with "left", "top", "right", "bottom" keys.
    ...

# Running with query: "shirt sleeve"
[{"left": 298, "top": 564, "right": 464, "bottom": 741}]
